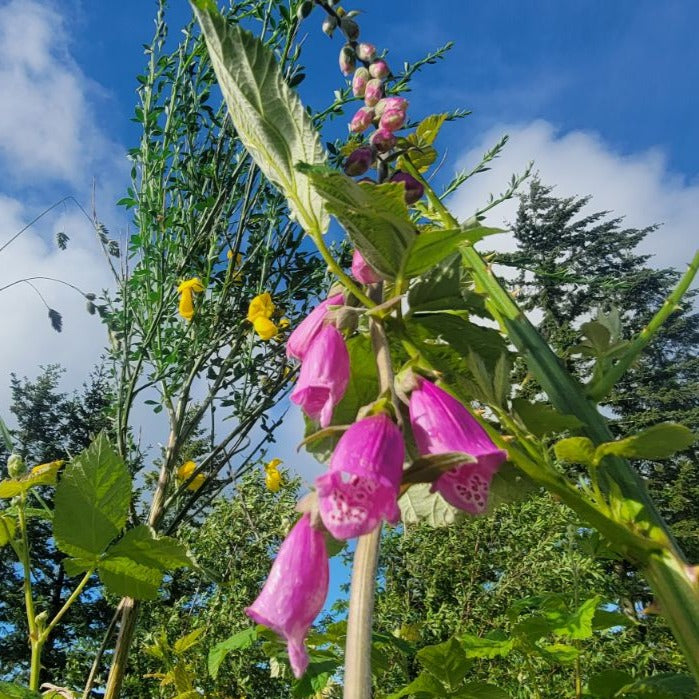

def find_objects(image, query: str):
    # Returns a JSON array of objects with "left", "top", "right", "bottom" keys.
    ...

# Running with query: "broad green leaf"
[
  {"left": 292, "top": 659, "right": 339, "bottom": 697},
  {"left": 0, "top": 682, "right": 42, "bottom": 698},
  {"left": 416, "top": 113, "right": 448, "bottom": 145},
  {"left": 485, "top": 462, "right": 538, "bottom": 511},
  {"left": 0, "top": 460, "right": 63, "bottom": 498},
  {"left": 192, "top": 6, "right": 328, "bottom": 235},
  {"left": 62, "top": 557, "right": 96, "bottom": 577},
  {"left": 512, "top": 398, "right": 583, "bottom": 437},
  {"left": 399, "top": 483, "right": 463, "bottom": 528},
  {"left": 618, "top": 673, "right": 697, "bottom": 697},
  {"left": 454, "top": 684, "right": 511, "bottom": 699},
  {"left": 538, "top": 643, "right": 579, "bottom": 664},
  {"left": 303, "top": 334, "right": 378, "bottom": 460},
  {"left": 173, "top": 628, "right": 205, "bottom": 655},
  {"left": 53, "top": 433, "right": 130, "bottom": 559},
  {"left": 595, "top": 422, "right": 695, "bottom": 462},
  {"left": 417, "top": 637, "right": 470, "bottom": 689},
  {"left": 402, "top": 452, "right": 476, "bottom": 486},
  {"left": 592, "top": 608, "right": 632, "bottom": 631},
  {"left": 581, "top": 320, "right": 611, "bottom": 352},
  {"left": 588, "top": 670, "right": 633, "bottom": 698},
  {"left": 208, "top": 627, "right": 258, "bottom": 678},
  {"left": 407, "top": 254, "right": 477, "bottom": 314},
  {"left": 0, "top": 514, "right": 16, "bottom": 546},
  {"left": 298, "top": 164, "right": 415, "bottom": 278},
  {"left": 386, "top": 671, "right": 446, "bottom": 699},
  {"left": 402, "top": 227, "right": 501, "bottom": 278},
  {"left": 551, "top": 595, "right": 601, "bottom": 640},
  {"left": 98, "top": 556, "right": 162, "bottom": 600},
  {"left": 512, "top": 616, "right": 553, "bottom": 643},
  {"left": 553, "top": 436, "right": 596, "bottom": 465},
  {"left": 105, "top": 525, "right": 192, "bottom": 571},
  {"left": 460, "top": 633, "right": 514, "bottom": 659}
]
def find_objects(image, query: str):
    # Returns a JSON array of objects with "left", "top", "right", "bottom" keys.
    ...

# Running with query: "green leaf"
[
  {"left": 62, "top": 557, "right": 96, "bottom": 577},
  {"left": 0, "top": 415, "right": 14, "bottom": 451},
  {"left": 192, "top": 7, "right": 328, "bottom": 235},
  {"left": 416, "top": 113, "right": 448, "bottom": 145},
  {"left": 512, "top": 398, "right": 583, "bottom": 438},
  {"left": 407, "top": 254, "right": 471, "bottom": 314},
  {"left": 105, "top": 525, "right": 192, "bottom": 571},
  {"left": 402, "top": 452, "right": 476, "bottom": 486},
  {"left": 298, "top": 164, "right": 415, "bottom": 278},
  {"left": 460, "top": 633, "right": 514, "bottom": 659},
  {"left": 485, "top": 462, "right": 538, "bottom": 511},
  {"left": 417, "top": 637, "right": 470, "bottom": 689},
  {"left": 399, "top": 483, "right": 464, "bottom": 528},
  {"left": 0, "top": 514, "right": 16, "bottom": 546},
  {"left": 173, "top": 628, "right": 205, "bottom": 655},
  {"left": 386, "top": 671, "right": 446, "bottom": 699},
  {"left": 53, "top": 433, "right": 131, "bottom": 559},
  {"left": 0, "top": 682, "right": 42, "bottom": 698},
  {"left": 618, "top": 673, "right": 697, "bottom": 697},
  {"left": 595, "top": 422, "right": 695, "bottom": 462},
  {"left": 454, "top": 683, "right": 511, "bottom": 699},
  {"left": 538, "top": 643, "right": 579, "bottom": 664},
  {"left": 0, "top": 461, "right": 63, "bottom": 498},
  {"left": 551, "top": 595, "right": 601, "bottom": 640},
  {"left": 592, "top": 609, "right": 632, "bottom": 631},
  {"left": 208, "top": 627, "right": 258, "bottom": 678},
  {"left": 98, "top": 556, "right": 163, "bottom": 600},
  {"left": 581, "top": 320, "right": 611, "bottom": 352},
  {"left": 553, "top": 436, "right": 596, "bottom": 465},
  {"left": 588, "top": 670, "right": 633, "bottom": 698},
  {"left": 292, "top": 659, "right": 339, "bottom": 697}
]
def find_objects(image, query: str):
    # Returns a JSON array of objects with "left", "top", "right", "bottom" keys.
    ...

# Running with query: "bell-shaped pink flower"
[
  {"left": 291, "top": 325, "right": 349, "bottom": 427},
  {"left": 351, "top": 249, "right": 381, "bottom": 284},
  {"left": 286, "top": 293, "right": 344, "bottom": 361},
  {"left": 246, "top": 513, "right": 329, "bottom": 678},
  {"left": 316, "top": 413, "right": 404, "bottom": 539},
  {"left": 409, "top": 378, "right": 507, "bottom": 514}
]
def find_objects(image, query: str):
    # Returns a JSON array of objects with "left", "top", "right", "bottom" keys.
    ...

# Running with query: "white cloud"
[{"left": 450, "top": 120, "right": 699, "bottom": 274}]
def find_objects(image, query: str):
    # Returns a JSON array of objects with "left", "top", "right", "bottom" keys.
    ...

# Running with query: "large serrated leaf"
[
  {"left": 193, "top": 5, "right": 328, "bottom": 235},
  {"left": 105, "top": 525, "right": 192, "bottom": 571},
  {"left": 53, "top": 433, "right": 131, "bottom": 559},
  {"left": 399, "top": 482, "right": 464, "bottom": 527},
  {"left": 208, "top": 627, "right": 258, "bottom": 678},
  {"left": 298, "top": 164, "right": 416, "bottom": 278},
  {"left": 98, "top": 556, "right": 162, "bottom": 600}
]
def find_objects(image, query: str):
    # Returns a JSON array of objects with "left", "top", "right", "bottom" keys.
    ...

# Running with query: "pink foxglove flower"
[
  {"left": 351, "top": 249, "right": 381, "bottom": 284},
  {"left": 286, "top": 293, "right": 344, "bottom": 361},
  {"left": 291, "top": 325, "right": 349, "bottom": 427},
  {"left": 390, "top": 172, "right": 424, "bottom": 204},
  {"left": 369, "top": 59, "right": 390, "bottom": 79},
  {"left": 316, "top": 414, "right": 404, "bottom": 539},
  {"left": 375, "top": 96, "right": 408, "bottom": 118},
  {"left": 343, "top": 146, "right": 373, "bottom": 176},
  {"left": 352, "top": 67, "right": 370, "bottom": 97},
  {"left": 349, "top": 106, "right": 375, "bottom": 134},
  {"left": 409, "top": 378, "right": 507, "bottom": 513},
  {"left": 364, "top": 78, "right": 383, "bottom": 107},
  {"left": 356, "top": 42, "right": 376, "bottom": 62},
  {"left": 379, "top": 108, "right": 406, "bottom": 132},
  {"left": 246, "top": 513, "right": 329, "bottom": 678}
]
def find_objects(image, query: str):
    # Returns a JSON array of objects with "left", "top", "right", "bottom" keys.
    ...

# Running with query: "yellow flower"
[
  {"left": 177, "top": 278, "right": 205, "bottom": 321},
  {"left": 278, "top": 317, "right": 290, "bottom": 330},
  {"left": 176, "top": 460, "right": 205, "bottom": 491},
  {"left": 227, "top": 250, "right": 243, "bottom": 266},
  {"left": 31, "top": 460, "right": 65, "bottom": 475},
  {"left": 253, "top": 316, "right": 278, "bottom": 341},
  {"left": 246, "top": 292, "right": 275, "bottom": 323},
  {"left": 264, "top": 459, "right": 283, "bottom": 492}
]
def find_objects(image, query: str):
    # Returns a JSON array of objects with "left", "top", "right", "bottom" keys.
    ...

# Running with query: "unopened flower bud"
[
  {"left": 364, "top": 78, "right": 383, "bottom": 107},
  {"left": 343, "top": 146, "right": 373, "bottom": 176},
  {"left": 297, "top": 0, "right": 313, "bottom": 20},
  {"left": 391, "top": 172, "right": 424, "bottom": 205},
  {"left": 339, "top": 45, "right": 356, "bottom": 76},
  {"left": 7, "top": 454, "right": 26, "bottom": 478},
  {"left": 379, "top": 108, "right": 406, "bottom": 132},
  {"left": 322, "top": 15, "right": 338, "bottom": 37},
  {"left": 382, "top": 96, "right": 408, "bottom": 113},
  {"left": 356, "top": 42, "right": 376, "bottom": 62},
  {"left": 369, "top": 59, "right": 390, "bottom": 79},
  {"left": 352, "top": 67, "right": 370, "bottom": 97},
  {"left": 370, "top": 127, "right": 396, "bottom": 153},
  {"left": 340, "top": 17, "right": 360, "bottom": 41},
  {"left": 349, "top": 106, "right": 374, "bottom": 134}
]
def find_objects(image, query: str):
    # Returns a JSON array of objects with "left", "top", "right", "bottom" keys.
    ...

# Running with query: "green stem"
[
  {"left": 587, "top": 249, "right": 699, "bottom": 400},
  {"left": 41, "top": 569, "right": 95, "bottom": 641},
  {"left": 18, "top": 496, "right": 40, "bottom": 690}
]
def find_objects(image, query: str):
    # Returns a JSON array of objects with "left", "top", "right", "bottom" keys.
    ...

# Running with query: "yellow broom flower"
[
  {"left": 176, "top": 460, "right": 205, "bottom": 491},
  {"left": 177, "top": 278, "right": 205, "bottom": 321},
  {"left": 264, "top": 458, "right": 283, "bottom": 492}
]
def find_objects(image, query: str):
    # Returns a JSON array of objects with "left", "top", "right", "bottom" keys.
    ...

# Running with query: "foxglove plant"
[{"left": 194, "top": 0, "right": 699, "bottom": 694}]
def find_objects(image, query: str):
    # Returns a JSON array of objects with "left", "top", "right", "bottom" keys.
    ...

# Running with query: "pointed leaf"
[
  {"left": 0, "top": 461, "right": 63, "bottom": 498},
  {"left": 173, "top": 628, "right": 205, "bottom": 655},
  {"left": 595, "top": 423, "right": 695, "bottom": 462},
  {"left": 588, "top": 670, "right": 633, "bottom": 698},
  {"left": 105, "top": 525, "right": 192, "bottom": 571},
  {"left": 399, "top": 482, "right": 463, "bottom": 527},
  {"left": 513, "top": 398, "right": 583, "bottom": 437},
  {"left": 192, "top": 6, "right": 328, "bottom": 235},
  {"left": 98, "top": 556, "right": 162, "bottom": 600},
  {"left": 402, "top": 452, "right": 476, "bottom": 486},
  {"left": 0, "top": 515, "right": 16, "bottom": 546},
  {"left": 454, "top": 684, "right": 511, "bottom": 699},
  {"left": 208, "top": 627, "right": 258, "bottom": 678},
  {"left": 553, "top": 437, "right": 596, "bottom": 465},
  {"left": 416, "top": 637, "right": 469, "bottom": 689},
  {"left": 460, "top": 634, "right": 514, "bottom": 659}
]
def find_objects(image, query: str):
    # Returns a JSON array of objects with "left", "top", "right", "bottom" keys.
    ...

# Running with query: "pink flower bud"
[
  {"left": 291, "top": 325, "right": 350, "bottom": 427},
  {"left": 351, "top": 249, "right": 381, "bottom": 283},
  {"left": 339, "top": 45, "right": 356, "bottom": 76},
  {"left": 363, "top": 78, "right": 383, "bottom": 107},
  {"left": 369, "top": 59, "right": 390, "bottom": 79},
  {"left": 370, "top": 127, "right": 397, "bottom": 154},
  {"left": 246, "top": 513, "right": 329, "bottom": 678},
  {"left": 343, "top": 146, "right": 373, "bottom": 177},
  {"left": 379, "top": 108, "right": 406, "bottom": 132},
  {"left": 286, "top": 293, "right": 344, "bottom": 361},
  {"left": 316, "top": 413, "right": 404, "bottom": 539},
  {"left": 349, "top": 106, "right": 375, "bottom": 134},
  {"left": 382, "top": 96, "right": 408, "bottom": 113},
  {"left": 356, "top": 42, "right": 376, "bottom": 62},
  {"left": 352, "top": 67, "right": 370, "bottom": 97},
  {"left": 340, "top": 17, "right": 360, "bottom": 41},
  {"left": 409, "top": 378, "right": 507, "bottom": 514},
  {"left": 390, "top": 172, "right": 424, "bottom": 205}
]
